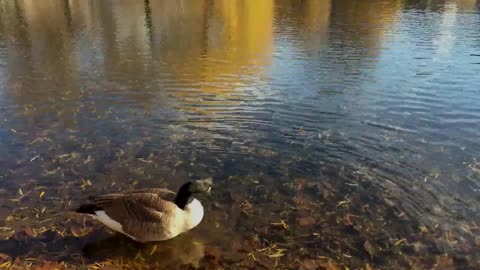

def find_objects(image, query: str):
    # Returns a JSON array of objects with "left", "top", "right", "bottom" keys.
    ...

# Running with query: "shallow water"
[{"left": 0, "top": 0, "right": 480, "bottom": 269}]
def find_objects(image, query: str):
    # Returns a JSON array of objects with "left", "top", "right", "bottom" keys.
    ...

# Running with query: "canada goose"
[{"left": 75, "top": 178, "right": 212, "bottom": 242}]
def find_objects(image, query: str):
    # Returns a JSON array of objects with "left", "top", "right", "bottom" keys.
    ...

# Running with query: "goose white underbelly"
[
  {"left": 93, "top": 210, "right": 139, "bottom": 241},
  {"left": 94, "top": 210, "right": 124, "bottom": 233}
]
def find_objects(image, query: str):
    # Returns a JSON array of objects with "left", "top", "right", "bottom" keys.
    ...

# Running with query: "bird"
[{"left": 75, "top": 178, "right": 212, "bottom": 243}]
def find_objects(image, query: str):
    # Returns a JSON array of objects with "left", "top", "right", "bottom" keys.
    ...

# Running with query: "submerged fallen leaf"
[
  {"left": 24, "top": 227, "right": 37, "bottom": 237},
  {"left": 298, "top": 216, "right": 316, "bottom": 227},
  {"left": 240, "top": 200, "right": 254, "bottom": 215},
  {"left": 267, "top": 252, "right": 285, "bottom": 258},
  {"left": 321, "top": 260, "right": 341, "bottom": 270},
  {"left": 270, "top": 220, "right": 289, "bottom": 230},
  {"left": 394, "top": 238, "right": 406, "bottom": 247},
  {"left": 247, "top": 252, "right": 257, "bottom": 262},
  {"left": 294, "top": 179, "right": 306, "bottom": 191},
  {"left": 344, "top": 214, "right": 354, "bottom": 226},
  {"left": 0, "top": 253, "right": 10, "bottom": 261},
  {"left": 435, "top": 256, "right": 454, "bottom": 270},
  {"left": 419, "top": 225, "right": 429, "bottom": 233},
  {"left": 293, "top": 196, "right": 316, "bottom": 210},
  {"left": 261, "top": 246, "right": 287, "bottom": 259},
  {"left": 44, "top": 167, "right": 61, "bottom": 175},
  {"left": 150, "top": 244, "right": 158, "bottom": 255},
  {"left": 300, "top": 259, "right": 319, "bottom": 270},
  {"left": 70, "top": 225, "right": 83, "bottom": 237},
  {"left": 337, "top": 200, "right": 350, "bottom": 207},
  {"left": 363, "top": 240, "right": 376, "bottom": 258},
  {"left": 35, "top": 260, "right": 65, "bottom": 270}
]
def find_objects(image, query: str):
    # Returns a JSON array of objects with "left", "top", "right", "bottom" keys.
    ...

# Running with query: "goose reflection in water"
[
  {"left": 82, "top": 232, "right": 206, "bottom": 268},
  {"left": 0, "top": 229, "right": 205, "bottom": 268}
]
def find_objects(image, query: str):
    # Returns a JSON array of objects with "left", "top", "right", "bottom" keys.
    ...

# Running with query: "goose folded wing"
[
  {"left": 124, "top": 188, "right": 176, "bottom": 200},
  {"left": 90, "top": 188, "right": 176, "bottom": 202},
  {"left": 93, "top": 193, "right": 174, "bottom": 224}
]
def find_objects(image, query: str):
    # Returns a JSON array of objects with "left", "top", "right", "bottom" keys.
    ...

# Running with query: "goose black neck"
[{"left": 174, "top": 182, "right": 194, "bottom": 209}]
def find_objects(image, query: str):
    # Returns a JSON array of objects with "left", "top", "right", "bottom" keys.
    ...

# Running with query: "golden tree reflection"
[
  {"left": 0, "top": 0, "right": 82, "bottom": 129},
  {"left": 149, "top": 0, "right": 275, "bottom": 119},
  {"left": 330, "top": 0, "right": 403, "bottom": 50}
]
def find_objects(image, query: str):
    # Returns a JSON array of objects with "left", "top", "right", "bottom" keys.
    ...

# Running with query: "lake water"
[{"left": 0, "top": 0, "right": 479, "bottom": 269}]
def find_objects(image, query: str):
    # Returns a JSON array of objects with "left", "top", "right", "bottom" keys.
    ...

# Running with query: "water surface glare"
[{"left": 0, "top": 0, "right": 480, "bottom": 269}]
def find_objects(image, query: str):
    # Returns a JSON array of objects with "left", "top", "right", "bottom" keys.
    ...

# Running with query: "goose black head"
[{"left": 175, "top": 178, "right": 212, "bottom": 209}]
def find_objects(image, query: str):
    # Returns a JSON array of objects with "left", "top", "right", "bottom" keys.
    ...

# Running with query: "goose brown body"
[{"left": 75, "top": 180, "right": 211, "bottom": 242}]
